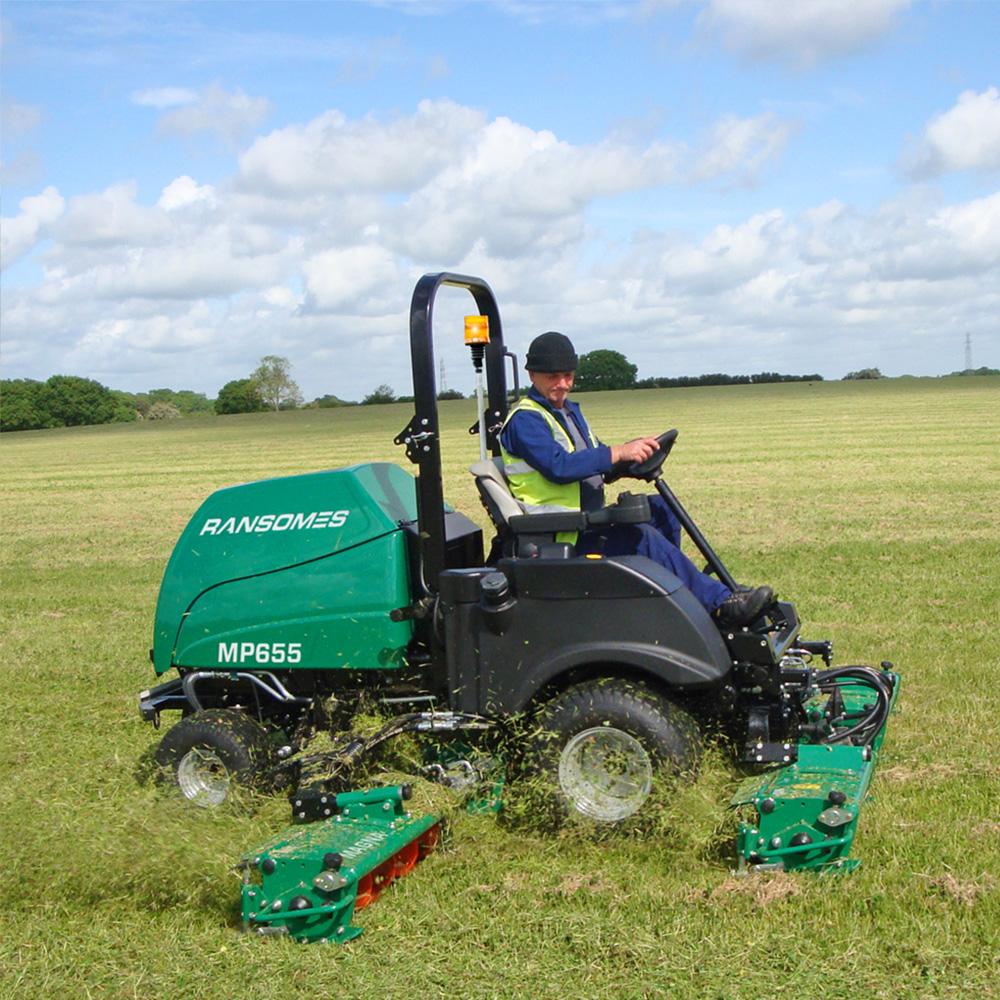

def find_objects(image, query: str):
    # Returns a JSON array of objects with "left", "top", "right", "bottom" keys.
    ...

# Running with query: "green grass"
[{"left": 2, "top": 376, "right": 998, "bottom": 999}]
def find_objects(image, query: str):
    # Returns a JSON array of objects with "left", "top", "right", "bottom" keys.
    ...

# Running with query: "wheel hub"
[
  {"left": 558, "top": 727, "right": 653, "bottom": 822},
  {"left": 176, "top": 746, "right": 231, "bottom": 807}
]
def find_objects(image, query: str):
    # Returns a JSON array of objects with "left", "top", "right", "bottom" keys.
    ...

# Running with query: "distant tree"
[
  {"left": 306, "top": 394, "right": 354, "bottom": 408},
  {"left": 0, "top": 379, "right": 56, "bottom": 432},
  {"left": 252, "top": 355, "right": 303, "bottom": 411},
  {"left": 575, "top": 350, "right": 638, "bottom": 391},
  {"left": 39, "top": 375, "right": 118, "bottom": 427},
  {"left": 437, "top": 388, "right": 465, "bottom": 400},
  {"left": 949, "top": 367, "right": 1000, "bottom": 377},
  {"left": 362, "top": 383, "right": 397, "bottom": 405},
  {"left": 1, "top": 377, "right": 137, "bottom": 430},
  {"left": 147, "top": 400, "right": 182, "bottom": 420},
  {"left": 842, "top": 368, "right": 884, "bottom": 380},
  {"left": 109, "top": 390, "right": 139, "bottom": 423},
  {"left": 215, "top": 378, "right": 266, "bottom": 415},
  {"left": 142, "top": 388, "right": 213, "bottom": 415}
]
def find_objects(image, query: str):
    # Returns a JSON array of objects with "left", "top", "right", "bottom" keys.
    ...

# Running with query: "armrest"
[
  {"left": 507, "top": 493, "right": 651, "bottom": 536},
  {"left": 507, "top": 511, "right": 587, "bottom": 534},
  {"left": 587, "top": 492, "right": 651, "bottom": 526}
]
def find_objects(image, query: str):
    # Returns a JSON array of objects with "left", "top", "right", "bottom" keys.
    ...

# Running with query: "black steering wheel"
[
  {"left": 628, "top": 427, "right": 677, "bottom": 481},
  {"left": 605, "top": 428, "right": 678, "bottom": 484}
]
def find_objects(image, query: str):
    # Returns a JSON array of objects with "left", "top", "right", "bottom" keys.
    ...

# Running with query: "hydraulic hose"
[{"left": 814, "top": 665, "right": 893, "bottom": 747}]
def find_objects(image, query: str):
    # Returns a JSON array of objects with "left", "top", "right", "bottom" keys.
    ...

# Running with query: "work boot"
[{"left": 714, "top": 585, "right": 774, "bottom": 628}]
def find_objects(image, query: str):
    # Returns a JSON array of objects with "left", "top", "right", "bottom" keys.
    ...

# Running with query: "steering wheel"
[
  {"left": 604, "top": 428, "right": 678, "bottom": 484},
  {"left": 626, "top": 428, "right": 678, "bottom": 482}
]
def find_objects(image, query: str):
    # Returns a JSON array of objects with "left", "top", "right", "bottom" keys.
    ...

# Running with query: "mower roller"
[{"left": 140, "top": 272, "right": 898, "bottom": 940}]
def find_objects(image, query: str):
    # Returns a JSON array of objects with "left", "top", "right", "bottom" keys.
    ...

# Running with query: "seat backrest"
[
  {"left": 471, "top": 458, "right": 579, "bottom": 562},
  {"left": 469, "top": 457, "right": 526, "bottom": 530}
]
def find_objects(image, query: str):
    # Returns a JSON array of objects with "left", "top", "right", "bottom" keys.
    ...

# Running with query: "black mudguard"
[{"left": 440, "top": 555, "right": 732, "bottom": 715}]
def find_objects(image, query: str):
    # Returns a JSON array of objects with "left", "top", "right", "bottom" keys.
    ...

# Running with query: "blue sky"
[{"left": 2, "top": 0, "right": 999, "bottom": 401}]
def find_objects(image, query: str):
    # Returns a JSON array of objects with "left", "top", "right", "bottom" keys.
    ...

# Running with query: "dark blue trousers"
[{"left": 576, "top": 495, "right": 731, "bottom": 612}]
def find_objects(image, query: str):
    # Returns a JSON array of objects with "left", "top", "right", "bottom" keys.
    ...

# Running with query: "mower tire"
[
  {"left": 529, "top": 679, "right": 701, "bottom": 824},
  {"left": 154, "top": 709, "right": 274, "bottom": 807}
]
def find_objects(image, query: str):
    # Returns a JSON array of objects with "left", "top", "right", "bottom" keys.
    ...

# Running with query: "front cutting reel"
[
  {"left": 732, "top": 660, "right": 900, "bottom": 872},
  {"left": 240, "top": 784, "right": 441, "bottom": 944}
]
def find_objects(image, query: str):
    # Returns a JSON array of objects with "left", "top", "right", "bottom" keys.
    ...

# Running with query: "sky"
[{"left": 2, "top": 0, "right": 999, "bottom": 402}]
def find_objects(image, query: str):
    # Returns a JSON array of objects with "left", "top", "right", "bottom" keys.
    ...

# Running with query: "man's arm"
[
  {"left": 501, "top": 410, "right": 613, "bottom": 484},
  {"left": 502, "top": 410, "right": 661, "bottom": 483}
]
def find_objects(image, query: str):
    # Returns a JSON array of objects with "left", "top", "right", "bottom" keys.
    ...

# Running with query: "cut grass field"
[{"left": 2, "top": 375, "right": 998, "bottom": 999}]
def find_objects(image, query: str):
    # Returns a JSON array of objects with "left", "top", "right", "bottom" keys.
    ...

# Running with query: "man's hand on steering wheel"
[
  {"left": 605, "top": 429, "right": 679, "bottom": 484},
  {"left": 611, "top": 436, "right": 660, "bottom": 465}
]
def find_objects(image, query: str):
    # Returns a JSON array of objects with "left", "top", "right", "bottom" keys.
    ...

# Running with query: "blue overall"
[{"left": 499, "top": 387, "right": 732, "bottom": 613}]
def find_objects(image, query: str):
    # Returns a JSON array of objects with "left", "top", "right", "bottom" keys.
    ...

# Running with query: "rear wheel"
[
  {"left": 154, "top": 709, "right": 274, "bottom": 807},
  {"left": 531, "top": 679, "right": 701, "bottom": 824}
]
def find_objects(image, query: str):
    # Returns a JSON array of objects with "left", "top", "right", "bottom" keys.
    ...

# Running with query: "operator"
[{"left": 499, "top": 331, "right": 774, "bottom": 628}]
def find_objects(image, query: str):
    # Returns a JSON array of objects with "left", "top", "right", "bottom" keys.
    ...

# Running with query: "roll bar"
[{"left": 395, "top": 273, "right": 510, "bottom": 593}]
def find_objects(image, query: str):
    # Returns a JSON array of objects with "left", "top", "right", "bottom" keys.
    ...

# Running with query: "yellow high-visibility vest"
[{"left": 499, "top": 397, "right": 598, "bottom": 543}]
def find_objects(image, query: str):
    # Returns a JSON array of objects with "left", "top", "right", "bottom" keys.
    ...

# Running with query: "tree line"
[
  {"left": 2, "top": 356, "right": 306, "bottom": 432},
  {"left": 572, "top": 350, "right": 822, "bottom": 391},
  {"left": 4, "top": 350, "right": 995, "bottom": 432}
]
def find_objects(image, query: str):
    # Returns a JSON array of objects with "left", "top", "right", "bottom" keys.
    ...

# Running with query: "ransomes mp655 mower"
[{"left": 139, "top": 272, "right": 898, "bottom": 943}]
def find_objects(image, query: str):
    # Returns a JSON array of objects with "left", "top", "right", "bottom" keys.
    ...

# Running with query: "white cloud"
[
  {"left": 690, "top": 113, "right": 797, "bottom": 183},
  {"left": 935, "top": 192, "right": 1000, "bottom": 257},
  {"left": 131, "top": 87, "right": 198, "bottom": 109},
  {"left": 700, "top": 0, "right": 910, "bottom": 68},
  {"left": 41, "top": 229, "right": 292, "bottom": 303},
  {"left": 660, "top": 210, "right": 790, "bottom": 293},
  {"left": 261, "top": 285, "right": 299, "bottom": 309},
  {"left": 37, "top": 181, "right": 293, "bottom": 302},
  {"left": 1, "top": 185, "right": 65, "bottom": 268},
  {"left": 392, "top": 109, "right": 793, "bottom": 261},
  {"left": 158, "top": 175, "right": 217, "bottom": 211},
  {"left": 71, "top": 310, "right": 216, "bottom": 359},
  {"left": 11, "top": 183, "right": 997, "bottom": 398},
  {"left": 234, "top": 100, "right": 792, "bottom": 266},
  {"left": 238, "top": 99, "right": 485, "bottom": 195},
  {"left": 902, "top": 87, "right": 1000, "bottom": 178},
  {"left": 301, "top": 244, "right": 400, "bottom": 312},
  {"left": 57, "top": 182, "right": 170, "bottom": 248},
  {"left": 4, "top": 99, "right": 996, "bottom": 399},
  {"left": 157, "top": 84, "right": 271, "bottom": 144}
]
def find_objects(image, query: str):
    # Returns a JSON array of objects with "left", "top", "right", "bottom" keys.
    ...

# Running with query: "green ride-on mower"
[{"left": 139, "top": 272, "right": 899, "bottom": 944}]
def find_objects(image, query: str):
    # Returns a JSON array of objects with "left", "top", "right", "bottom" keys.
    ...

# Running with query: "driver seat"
[
  {"left": 469, "top": 458, "right": 525, "bottom": 528},
  {"left": 470, "top": 459, "right": 652, "bottom": 562},
  {"left": 469, "top": 458, "right": 533, "bottom": 561},
  {"left": 471, "top": 458, "right": 582, "bottom": 562}
]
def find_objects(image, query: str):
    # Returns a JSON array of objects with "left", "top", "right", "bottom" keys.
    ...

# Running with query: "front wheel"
[
  {"left": 530, "top": 679, "right": 701, "bottom": 824},
  {"left": 154, "top": 709, "right": 274, "bottom": 807}
]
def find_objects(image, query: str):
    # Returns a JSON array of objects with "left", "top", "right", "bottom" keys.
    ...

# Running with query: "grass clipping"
[{"left": 502, "top": 742, "right": 736, "bottom": 858}]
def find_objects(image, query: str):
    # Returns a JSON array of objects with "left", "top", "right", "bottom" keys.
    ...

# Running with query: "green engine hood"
[{"left": 152, "top": 463, "right": 418, "bottom": 675}]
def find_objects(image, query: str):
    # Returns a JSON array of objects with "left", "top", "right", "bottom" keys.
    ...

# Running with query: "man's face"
[{"left": 530, "top": 370, "right": 575, "bottom": 409}]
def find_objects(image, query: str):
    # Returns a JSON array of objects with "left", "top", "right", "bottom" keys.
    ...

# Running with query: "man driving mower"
[{"left": 499, "top": 331, "right": 774, "bottom": 628}]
